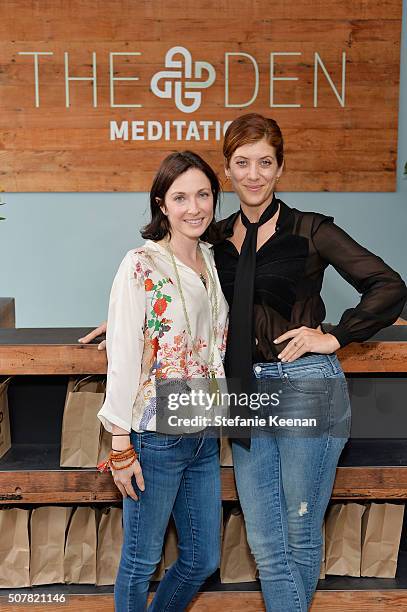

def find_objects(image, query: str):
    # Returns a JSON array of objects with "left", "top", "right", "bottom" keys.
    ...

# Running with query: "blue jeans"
[
  {"left": 232, "top": 354, "right": 351, "bottom": 612},
  {"left": 114, "top": 429, "right": 221, "bottom": 612}
]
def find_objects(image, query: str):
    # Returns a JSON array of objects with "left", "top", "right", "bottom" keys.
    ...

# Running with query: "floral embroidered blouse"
[{"left": 97, "top": 240, "right": 229, "bottom": 434}]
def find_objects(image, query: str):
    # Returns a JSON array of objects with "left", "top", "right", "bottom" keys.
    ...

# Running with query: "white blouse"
[{"left": 97, "top": 240, "right": 229, "bottom": 434}]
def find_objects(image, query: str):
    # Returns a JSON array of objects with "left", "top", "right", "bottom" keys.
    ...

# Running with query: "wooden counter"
[{"left": 0, "top": 326, "right": 407, "bottom": 374}]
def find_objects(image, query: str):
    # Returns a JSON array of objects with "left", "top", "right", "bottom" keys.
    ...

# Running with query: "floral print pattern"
[{"left": 98, "top": 240, "right": 229, "bottom": 434}]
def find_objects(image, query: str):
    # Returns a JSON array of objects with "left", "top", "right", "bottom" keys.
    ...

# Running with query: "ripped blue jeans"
[{"left": 232, "top": 353, "right": 351, "bottom": 612}]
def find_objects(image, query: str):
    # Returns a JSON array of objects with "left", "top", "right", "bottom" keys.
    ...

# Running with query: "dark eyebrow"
[
  {"left": 170, "top": 187, "right": 210, "bottom": 195},
  {"left": 234, "top": 155, "right": 273, "bottom": 160}
]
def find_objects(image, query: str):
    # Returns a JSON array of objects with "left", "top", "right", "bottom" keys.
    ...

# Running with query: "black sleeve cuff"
[{"left": 324, "top": 324, "right": 353, "bottom": 348}]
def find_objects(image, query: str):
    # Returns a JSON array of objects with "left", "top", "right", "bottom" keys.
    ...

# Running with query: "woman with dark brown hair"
[{"left": 94, "top": 150, "right": 228, "bottom": 611}]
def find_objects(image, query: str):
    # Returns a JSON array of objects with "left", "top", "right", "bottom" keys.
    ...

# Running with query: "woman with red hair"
[{"left": 212, "top": 113, "right": 406, "bottom": 611}]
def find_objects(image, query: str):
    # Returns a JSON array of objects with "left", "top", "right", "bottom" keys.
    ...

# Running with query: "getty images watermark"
[
  {"left": 164, "top": 388, "right": 318, "bottom": 430},
  {"left": 154, "top": 377, "right": 351, "bottom": 438}
]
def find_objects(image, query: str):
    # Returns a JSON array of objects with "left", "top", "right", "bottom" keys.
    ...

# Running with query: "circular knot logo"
[{"left": 150, "top": 46, "right": 216, "bottom": 113}]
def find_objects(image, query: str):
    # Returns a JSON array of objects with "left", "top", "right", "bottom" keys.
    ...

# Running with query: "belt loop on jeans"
[
  {"left": 326, "top": 353, "right": 339, "bottom": 374},
  {"left": 276, "top": 360, "right": 284, "bottom": 378}
]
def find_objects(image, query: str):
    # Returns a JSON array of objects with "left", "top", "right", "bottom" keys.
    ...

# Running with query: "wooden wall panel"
[{"left": 0, "top": 0, "right": 402, "bottom": 192}]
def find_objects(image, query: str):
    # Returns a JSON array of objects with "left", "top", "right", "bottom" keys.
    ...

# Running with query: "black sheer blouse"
[{"left": 212, "top": 200, "right": 407, "bottom": 363}]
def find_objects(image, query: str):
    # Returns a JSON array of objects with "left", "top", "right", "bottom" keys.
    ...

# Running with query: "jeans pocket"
[
  {"left": 283, "top": 369, "right": 329, "bottom": 395},
  {"left": 141, "top": 431, "right": 183, "bottom": 450}
]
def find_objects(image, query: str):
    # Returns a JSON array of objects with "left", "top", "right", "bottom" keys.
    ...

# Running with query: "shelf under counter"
[
  {"left": 3, "top": 439, "right": 407, "bottom": 470},
  {"left": 1, "top": 326, "right": 407, "bottom": 374},
  {"left": 2, "top": 330, "right": 407, "bottom": 609},
  {"left": 2, "top": 560, "right": 407, "bottom": 611},
  {"left": 2, "top": 442, "right": 407, "bottom": 503}
]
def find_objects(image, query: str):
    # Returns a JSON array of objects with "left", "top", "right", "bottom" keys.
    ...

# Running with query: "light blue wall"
[{"left": 2, "top": 2, "right": 406, "bottom": 328}]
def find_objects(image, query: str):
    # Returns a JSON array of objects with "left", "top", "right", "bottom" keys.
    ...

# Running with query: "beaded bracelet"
[
  {"left": 97, "top": 454, "right": 137, "bottom": 473},
  {"left": 110, "top": 457, "right": 137, "bottom": 471},
  {"left": 110, "top": 444, "right": 134, "bottom": 458},
  {"left": 97, "top": 446, "right": 138, "bottom": 473}
]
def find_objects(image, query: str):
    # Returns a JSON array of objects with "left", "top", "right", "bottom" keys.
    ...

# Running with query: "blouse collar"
[
  {"left": 215, "top": 198, "right": 294, "bottom": 242},
  {"left": 144, "top": 239, "right": 213, "bottom": 272},
  {"left": 145, "top": 239, "right": 213, "bottom": 252}
]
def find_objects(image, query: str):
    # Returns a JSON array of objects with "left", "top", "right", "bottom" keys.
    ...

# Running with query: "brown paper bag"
[
  {"left": 96, "top": 507, "right": 123, "bottom": 585},
  {"left": 30, "top": 506, "right": 72, "bottom": 585},
  {"left": 220, "top": 508, "right": 257, "bottom": 583},
  {"left": 325, "top": 503, "right": 366, "bottom": 577},
  {"left": 97, "top": 426, "right": 113, "bottom": 465},
  {"left": 319, "top": 521, "right": 326, "bottom": 579},
  {"left": 64, "top": 376, "right": 101, "bottom": 405},
  {"left": 0, "top": 377, "right": 12, "bottom": 460},
  {"left": 0, "top": 508, "right": 30, "bottom": 587},
  {"left": 220, "top": 436, "right": 233, "bottom": 466},
  {"left": 361, "top": 503, "right": 404, "bottom": 577},
  {"left": 164, "top": 517, "right": 178, "bottom": 570},
  {"left": 60, "top": 376, "right": 105, "bottom": 467},
  {"left": 64, "top": 506, "right": 97, "bottom": 584}
]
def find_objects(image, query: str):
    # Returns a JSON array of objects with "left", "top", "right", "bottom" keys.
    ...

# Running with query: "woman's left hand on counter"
[
  {"left": 274, "top": 326, "right": 340, "bottom": 363},
  {"left": 78, "top": 322, "right": 107, "bottom": 350}
]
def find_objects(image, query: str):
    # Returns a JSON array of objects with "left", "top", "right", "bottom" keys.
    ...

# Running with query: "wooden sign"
[{"left": 0, "top": 1, "right": 402, "bottom": 192}]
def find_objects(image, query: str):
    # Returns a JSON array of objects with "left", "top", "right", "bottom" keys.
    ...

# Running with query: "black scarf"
[{"left": 224, "top": 195, "right": 279, "bottom": 449}]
